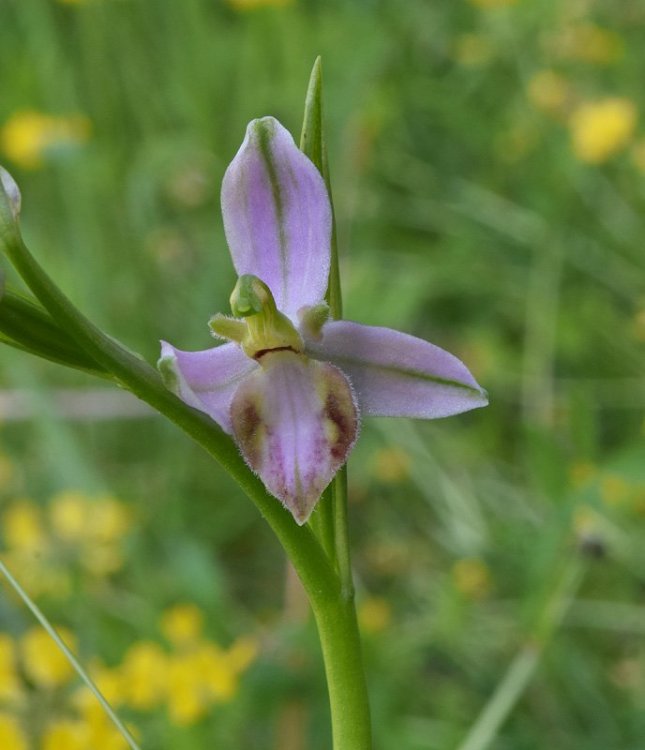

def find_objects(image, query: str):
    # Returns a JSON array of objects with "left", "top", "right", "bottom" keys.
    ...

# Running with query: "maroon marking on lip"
[
  {"left": 254, "top": 346, "right": 297, "bottom": 360},
  {"left": 325, "top": 390, "right": 356, "bottom": 461}
]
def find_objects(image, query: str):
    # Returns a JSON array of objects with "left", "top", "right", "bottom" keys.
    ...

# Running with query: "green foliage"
[{"left": 1, "top": 1, "right": 645, "bottom": 748}]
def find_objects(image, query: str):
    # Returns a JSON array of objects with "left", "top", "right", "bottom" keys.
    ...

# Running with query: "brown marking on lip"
[
  {"left": 323, "top": 369, "right": 358, "bottom": 462},
  {"left": 232, "top": 397, "right": 263, "bottom": 469},
  {"left": 254, "top": 345, "right": 297, "bottom": 360}
]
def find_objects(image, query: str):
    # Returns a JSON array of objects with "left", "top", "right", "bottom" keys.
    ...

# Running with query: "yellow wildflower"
[
  {"left": 73, "top": 665, "right": 122, "bottom": 728},
  {"left": 0, "top": 634, "right": 22, "bottom": 701},
  {"left": 42, "top": 720, "right": 87, "bottom": 750},
  {"left": 527, "top": 70, "right": 569, "bottom": 114},
  {"left": 0, "top": 713, "right": 28, "bottom": 750},
  {"left": 551, "top": 24, "right": 623, "bottom": 65},
  {"left": 373, "top": 447, "right": 411, "bottom": 484},
  {"left": 0, "top": 111, "right": 91, "bottom": 170},
  {"left": 3, "top": 499, "right": 46, "bottom": 553},
  {"left": 21, "top": 626, "right": 76, "bottom": 688},
  {"left": 600, "top": 474, "right": 630, "bottom": 506},
  {"left": 87, "top": 495, "right": 131, "bottom": 543},
  {"left": 198, "top": 638, "right": 257, "bottom": 703},
  {"left": 569, "top": 98, "right": 637, "bottom": 164},
  {"left": 85, "top": 713, "right": 130, "bottom": 750},
  {"left": 160, "top": 603, "right": 204, "bottom": 647},
  {"left": 452, "top": 558, "right": 492, "bottom": 599},
  {"left": 358, "top": 597, "right": 392, "bottom": 634},
  {"left": 50, "top": 490, "right": 90, "bottom": 542},
  {"left": 120, "top": 641, "right": 168, "bottom": 710},
  {"left": 166, "top": 651, "right": 209, "bottom": 725},
  {"left": 454, "top": 34, "right": 493, "bottom": 66},
  {"left": 226, "top": 0, "right": 293, "bottom": 10},
  {"left": 80, "top": 542, "right": 124, "bottom": 576},
  {"left": 569, "top": 461, "right": 596, "bottom": 489}
]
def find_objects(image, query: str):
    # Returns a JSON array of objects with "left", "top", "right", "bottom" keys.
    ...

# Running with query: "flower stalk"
[{"left": 299, "top": 57, "right": 372, "bottom": 747}]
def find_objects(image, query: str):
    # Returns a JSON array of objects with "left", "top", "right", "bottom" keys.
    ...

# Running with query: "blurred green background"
[{"left": 1, "top": 0, "right": 645, "bottom": 748}]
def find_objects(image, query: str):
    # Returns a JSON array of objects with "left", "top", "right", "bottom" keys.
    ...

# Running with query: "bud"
[{"left": 0, "top": 166, "right": 22, "bottom": 221}]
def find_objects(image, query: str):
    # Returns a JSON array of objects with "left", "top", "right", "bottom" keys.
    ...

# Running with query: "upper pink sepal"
[
  {"left": 221, "top": 117, "right": 332, "bottom": 321},
  {"left": 230, "top": 350, "right": 358, "bottom": 525}
]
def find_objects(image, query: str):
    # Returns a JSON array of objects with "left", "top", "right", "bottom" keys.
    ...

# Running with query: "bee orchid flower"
[{"left": 159, "top": 117, "right": 487, "bottom": 524}]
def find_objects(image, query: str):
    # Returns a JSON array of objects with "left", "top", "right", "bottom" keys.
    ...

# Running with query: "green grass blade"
[{"left": 0, "top": 558, "right": 142, "bottom": 750}]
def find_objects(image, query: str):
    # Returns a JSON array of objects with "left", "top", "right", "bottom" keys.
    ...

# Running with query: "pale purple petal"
[
  {"left": 230, "top": 351, "right": 358, "bottom": 525},
  {"left": 221, "top": 117, "right": 331, "bottom": 319},
  {"left": 158, "top": 341, "right": 258, "bottom": 433},
  {"left": 304, "top": 320, "right": 488, "bottom": 419}
]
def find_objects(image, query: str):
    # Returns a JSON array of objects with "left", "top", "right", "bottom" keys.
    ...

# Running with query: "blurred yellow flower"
[
  {"left": 600, "top": 474, "right": 630, "bottom": 506},
  {"left": 51, "top": 491, "right": 131, "bottom": 544},
  {"left": 88, "top": 496, "right": 132, "bottom": 543},
  {"left": 569, "top": 461, "right": 596, "bottom": 489},
  {"left": 3, "top": 499, "right": 46, "bottom": 553},
  {"left": 42, "top": 720, "right": 87, "bottom": 750},
  {"left": 452, "top": 557, "right": 492, "bottom": 599},
  {"left": 227, "top": 0, "right": 293, "bottom": 10},
  {"left": 85, "top": 714, "right": 130, "bottom": 750},
  {"left": 0, "top": 635, "right": 22, "bottom": 701},
  {"left": 120, "top": 641, "right": 168, "bottom": 710},
  {"left": 50, "top": 491, "right": 90, "bottom": 542},
  {"left": 358, "top": 596, "right": 392, "bottom": 634},
  {"left": 0, "top": 111, "right": 91, "bottom": 170},
  {"left": 161, "top": 603, "right": 204, "bottom": 647},
  {"left": 81, "top": 543, "right": 124, "bottom": 576},
  {"left": 0, "top": 713, "right": 28, "bottom": 750},
  {"left": 469, "top": 0, "right": 517, "bottom": 8},
  {"left": 454, "top": 34, "right": 493, "bottom": 66},
  {"left": 569, "top": 98, "right": 637, "bottom": 163},
  {"left": 373, "top": 447, "right": 411, "bottom": 484},
  {"left": 49, "top": 491, "right": 130, "bottom": 575},
  {"left": 167, "top": 651, "right": 209, "bottom": 725},
  {"left": 527, "top": 70, "right": 569, "bottom": 114},
  {"left": 21, "top": 626, "right": 76, "bottom": 688},
  {"left": 551, "top": 24, "right": 623, "bottom": 65}
]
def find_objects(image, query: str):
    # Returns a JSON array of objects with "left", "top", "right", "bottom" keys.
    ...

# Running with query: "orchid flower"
[{"left": 159, "top": 117, "right": 487, "bottom": 525}]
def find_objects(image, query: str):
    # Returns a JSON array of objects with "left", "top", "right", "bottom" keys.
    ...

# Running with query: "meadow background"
[{"left": 1, "top": 0, "right": 645, "bottom": 748}]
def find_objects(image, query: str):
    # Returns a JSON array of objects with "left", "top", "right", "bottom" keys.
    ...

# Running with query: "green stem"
[
  {"left": 311, "top": 590, "right": 372, "bottom": 750},
  {"left": 300, "top": 57, "right": 370, "bottom": 747},
  {"left": 300, "top": 56, "right": 354, "bottom": 597}
]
